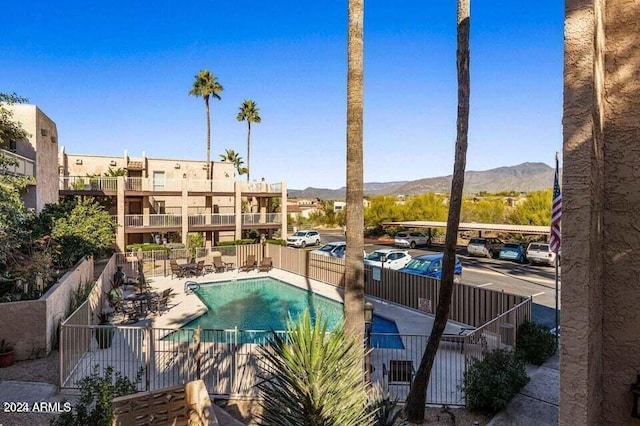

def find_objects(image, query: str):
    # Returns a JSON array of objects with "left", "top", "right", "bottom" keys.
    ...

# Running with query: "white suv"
[
  {"left": 287, "top": 230, "right": 321, "bottom": 248},
  {"left": 394, "top": 231, "right": 430, "bottom": 249}
]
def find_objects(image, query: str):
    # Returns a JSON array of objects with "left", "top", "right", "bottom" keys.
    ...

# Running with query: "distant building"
[
  {"left": 59, "top": 149, "right": 287, "bottom": 251},
  {"left": 332, "top": 199, "right": 370, "bottom": 212},
  {"left": 2, "top": 104, "right": 59, "bottom": 212}
]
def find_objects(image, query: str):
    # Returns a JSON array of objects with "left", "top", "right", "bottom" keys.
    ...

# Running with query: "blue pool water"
[{"left": 175, "top": 276, "right": 403, "bottom": 348}]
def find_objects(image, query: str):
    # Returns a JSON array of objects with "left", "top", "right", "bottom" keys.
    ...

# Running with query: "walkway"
[{"left": 487, "top": 352, "right": 559, "bottom": 425}]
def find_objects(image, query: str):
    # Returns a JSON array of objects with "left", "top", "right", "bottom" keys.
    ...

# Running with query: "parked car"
[
  {"left": 526, "top": 242, "right": 557, "bottom": 266},
  {"left": 498, "top": 242, "right": 527, "bottom": 263},
  {"left": 364, "top": 249, "right": 412, "bottom": 270},
  {"left": 398, "top": 253, "right": 462, "bottom": 283},
  {"left": 286, "top": 230, "right": 321, "bottom": 248},
  {"left": 466, "top": 237, "right": 504, "bottom": 258},
  {"left": 394, "top": 231, "right": 430, "bottom": 249},
  {"left": 311, "top": 241, "right": 346, "bottom": 258}
]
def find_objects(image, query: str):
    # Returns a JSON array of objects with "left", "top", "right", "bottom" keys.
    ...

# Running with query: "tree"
[
  {"left": 189, "top": 70, "right": 223, "bottom": 179},
  {"left": 0, "top": 92, "right": 29, "bottom": 148},
  {"left": 405, "top": 0, "right": 471, "bottom": 421},
  {"left": 402, "top": 193, "right": 448, "bottom": 221},
  {"left": 236, "top": 100, "right": 261, "bottom": 182},
  {"left": 508, "top": 189, "right": 552, "bottom": 225},
  {"left": 344, "top": 0, "right": 365, "bottom": 342},
  {"left": 219, "top": 149, "right": 248, "bottom": 177}
]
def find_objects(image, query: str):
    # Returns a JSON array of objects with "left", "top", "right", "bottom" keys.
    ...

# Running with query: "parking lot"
[{"left": 293, "top": 230, "right": 561, "bottom": 328}]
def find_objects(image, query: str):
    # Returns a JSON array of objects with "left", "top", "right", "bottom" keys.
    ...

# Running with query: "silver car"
[
  {"left": 467, "top": 237, "right": 504, "bottom": 258},
  {"left": 394, "top": 231, "right": 429, "bottom": 249}
]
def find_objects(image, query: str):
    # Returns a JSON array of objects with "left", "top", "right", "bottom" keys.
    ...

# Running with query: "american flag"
[{"left": 549, "top": 155, "right": 562, "bottom": 253}]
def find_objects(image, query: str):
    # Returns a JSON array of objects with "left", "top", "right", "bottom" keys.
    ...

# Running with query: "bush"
[
  {"left": 217, "top": 239, "right": 255, "bottom": 246},
  {"left": 265, "top": 239, "right": 287, "bottom": 246},
  {"left": 52, "top": 365, "right": 141, "bottom": 426},
  {"left": 462, "top": 349, "right": 529, "bottom": 415},
  {"left": 516, "top": 321, "right": 557, "bottom": 365},
  {"left": 125, "top": 243, "right": 167, "bottom": 252}
]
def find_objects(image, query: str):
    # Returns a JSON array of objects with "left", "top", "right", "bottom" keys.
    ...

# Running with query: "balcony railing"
[
  {"left": 125, "top": 177, "right": 183, "bottom": 192},
  {"left": 241, "top": 213, "right": 281, "bottom": 225},
  {"left": 124, "top": 215, "right": 143, "bottom": 227},
  {"left": 239, "top": 181, "right": 282, "bottom": 193},
  {"left": 59, "top": 176, "right": 118, "bottom": 191},
  {"left": 148, "top": 214, "right": 182, "bottom": 227},
  {"left": 188, "top": 179, "right": 235, "bottom": 192},
  {"left": 1, "top": 149, "right": 35, "bottom": 177},
  {"left": 188, "top": 214, "right": 236, "bottom": 227}
]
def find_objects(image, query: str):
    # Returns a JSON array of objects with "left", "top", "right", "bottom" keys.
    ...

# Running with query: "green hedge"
[
  {"left": 265, "top": 239, "right": 287, "bottom": 246},
  {"left": 516, "top": 322, "right": 557, "bottom": 366},
  {"left": 125, "top": 243, "right": 168, "bottom": 252},
  {"left": 217, "top": 239, "right": 256, "bottom": 246},
  {"left": 462, "top": 349, "right": 529, "bottom": 415}
]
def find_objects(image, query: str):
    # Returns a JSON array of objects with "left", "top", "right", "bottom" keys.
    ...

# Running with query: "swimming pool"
[{"left": 177, "top": 276, "right": 403, "bottom": 348}]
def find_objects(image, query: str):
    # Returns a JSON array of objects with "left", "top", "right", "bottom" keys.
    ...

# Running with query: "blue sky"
[{"left": 2, "top": 1, "right": 563, "bottom": 189}]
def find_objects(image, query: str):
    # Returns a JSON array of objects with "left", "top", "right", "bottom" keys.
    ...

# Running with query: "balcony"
[
  {"left": 238, "top": 181, "right": 282, "bottom": 193},
  {"left": 242, "top": 213, "right": 281, "bottom": 225},
  {"left": 125, "top": 177, "right": 182, "bottom": 192},
  {"left": 59, "top": 176, "right": 118, "bottom": 192},
  {"left": 1, "top": 149, "right": 35, "bottom": 177},
  {"left": 188, "top": 214, "right": 236, "bottom": 227},
  {"left": 124, "top": 214, "right": 182, "bottom": 228}
]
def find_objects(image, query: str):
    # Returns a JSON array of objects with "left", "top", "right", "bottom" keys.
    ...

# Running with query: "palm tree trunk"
[
  {"left": 205, "top": 98, "right": 211, "bottom": 180},
  {"left": 247, "top": 121, "right": 251, "bottom": 182},
  {"left": 405, "top": 0, "right": 470, "bottom": 421},
  {"left": 344, "top": 0, "right": 365, "bottom": 344}
]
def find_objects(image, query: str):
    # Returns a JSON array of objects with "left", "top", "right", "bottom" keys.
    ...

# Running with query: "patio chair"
[
  {"left": 240, "top": 254, "right": 256, "bottom": 272},
  {"left": 194, "top": 260, "right": 205, "bottom": 276},
  {"left": 259, "top": 257, "right": 273, "bottom": 272},
  {"left": 212, "top": 256, "right": 226, "bottom": 273},
  {"left": 150, "top": 288, "right": 173, "bottom": 316},
  {"left": 170, "top": 260, "right": 185, "bottom": 279},
  {"left": 383, "top": 360, "right": 415, "bottom": 391}
]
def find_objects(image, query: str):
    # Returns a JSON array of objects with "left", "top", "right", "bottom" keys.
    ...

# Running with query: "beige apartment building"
[
  {"left": 58, "top": 148, "right": 287, "bottom": 251},
  {"left": 2, "top": 104, "right": 59, "bottom": 212}
]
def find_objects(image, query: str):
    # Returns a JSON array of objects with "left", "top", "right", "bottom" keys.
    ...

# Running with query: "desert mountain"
[{"left": 288, "top": 162, "right": 555, "bottom": 199}]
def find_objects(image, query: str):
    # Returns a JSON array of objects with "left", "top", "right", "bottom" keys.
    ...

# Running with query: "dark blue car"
[{"left": 398, "top": 254, "right": 463, "bottom": 283}]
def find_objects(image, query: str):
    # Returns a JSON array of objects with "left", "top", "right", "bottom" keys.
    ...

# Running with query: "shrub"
[
  {"left": 52, "top": 365, "right": 141, "bottom": 426},
  {"left": 516, "top": 321, "right": 557, "bottom": 366},
  {"left": 217, "top": 239, "right": 255, "bottom": 246},
  {"left": 125, "top": 243, "right": 167, "bottom": 252},
  {"left": 265, "top": 239, "right": 287, "bottom": 246},
  {"left": 257, "top": 311, "right": 373, "bottom": 426},
  {"left": 462, "top": 349, "right": 529, "bottom": 415}
]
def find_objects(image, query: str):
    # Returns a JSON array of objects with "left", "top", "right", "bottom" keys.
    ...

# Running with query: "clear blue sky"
[{"left": 2, "top": 1, "right": 563, "bottom": 189}]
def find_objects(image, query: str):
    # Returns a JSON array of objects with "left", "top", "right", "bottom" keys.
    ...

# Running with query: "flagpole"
[{"left": 555, "top": 251, "right": 559, "bottom": 344}]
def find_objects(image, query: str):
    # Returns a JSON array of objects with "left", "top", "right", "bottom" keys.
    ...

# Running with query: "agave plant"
[{"left": 256, "top": 310, "right": 373, "bottom": 426}]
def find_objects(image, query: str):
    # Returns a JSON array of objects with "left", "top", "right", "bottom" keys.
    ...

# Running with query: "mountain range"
[{"left": 288, "top": 162, "right": 556, "bottom": 199}]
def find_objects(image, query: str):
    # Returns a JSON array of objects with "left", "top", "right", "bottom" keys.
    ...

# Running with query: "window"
[
  {"left": 153, "top": 171, "right": 165, "bottom": 191},
  {"left": 9, "top": 140, "right": 16, "bottom": 152},
  {"left": 154, "top": 201, "right": 166, "bottom": 214}
]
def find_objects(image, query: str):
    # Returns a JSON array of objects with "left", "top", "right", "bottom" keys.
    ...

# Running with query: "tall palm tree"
[
  {"left": 344, "top": 0, "right": 365, "bottom": 344},
  {"left": 189, "top": 70, "right": 223, "bottom": 180},
  {"left": 405, "top": 0, "right": 471, "bottom": 421},
  {"left": 236, "top": 100, "right": 261, "bottom": 182},
  {"left": 219, "top": 148, "right": 248, "bottom": 177}
]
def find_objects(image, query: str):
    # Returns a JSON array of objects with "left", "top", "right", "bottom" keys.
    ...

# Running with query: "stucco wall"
[
  {"left": 0, "top": 257, "right": 93, "bottom": 361},
  {"left": 6, "top": 104, "right": 59, "bottom": 212},
  {"left": 562, "top": 0, "right": 640, "bottom": 424}
]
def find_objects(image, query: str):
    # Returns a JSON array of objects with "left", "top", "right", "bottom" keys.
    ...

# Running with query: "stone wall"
[{"left": 0, "top": 257, "right": 93, "bottom": 361}]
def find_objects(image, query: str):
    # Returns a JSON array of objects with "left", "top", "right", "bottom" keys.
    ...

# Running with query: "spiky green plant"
[{"left": 256, "top": 310, "right": 373, "bottom": 426}]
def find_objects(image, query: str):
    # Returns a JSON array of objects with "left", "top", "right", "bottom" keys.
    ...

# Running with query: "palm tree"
[
  {"left": 344, "top": 0, "right": 365, "bottom": 344},
  {"left": 405, "top": 0, "right": 471, "bottom": 421},
  {"left": 236, "top": 100, "right": 261, "bottom": 182},
  {"left": 219, "top": 148, "right": 248, "bottom": 178},
  {"left": 189, "top": 70, "right": 223, "bottom": 179}
]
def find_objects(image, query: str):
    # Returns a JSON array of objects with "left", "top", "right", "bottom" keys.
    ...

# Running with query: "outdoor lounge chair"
[
  {"left": 212, "top": 256, "right": 226, "bottom": 273},
  {"left": 259, "top": 257, "right": 273, "bottom": 272},
  {"left": 240, "top": 255, "right": 256, "bottom": 272},
  {"left": 150, "top": 288, "right": 173, "bottom": 316},
  {"left": 383, "top": 360, "right": 415, "bottom": 391},
  {"left": 194, "top": 260, "right": 205, "bottom": 276}
]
